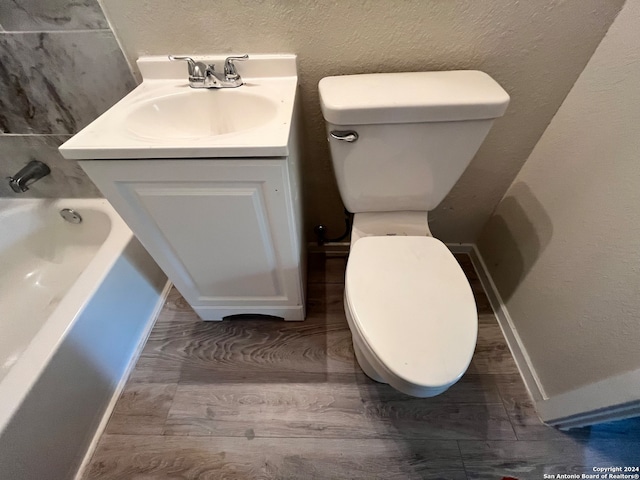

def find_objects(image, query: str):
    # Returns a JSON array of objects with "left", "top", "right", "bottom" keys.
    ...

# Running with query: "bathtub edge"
[{"left": 73, "top": 279, "right": 172, "bottom": 480}]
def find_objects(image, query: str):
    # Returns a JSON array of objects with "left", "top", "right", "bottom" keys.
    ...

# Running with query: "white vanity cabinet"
[
  {"left": 80, "top": 158, "right": 305, "bottom": 321},
  {"left": 60, "top": 54, "right": 305, "bottom": 320}
]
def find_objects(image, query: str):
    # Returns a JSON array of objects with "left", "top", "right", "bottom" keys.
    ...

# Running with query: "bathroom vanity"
[{"left": 60, "top": 55, "right": 305, "bottom": 321}]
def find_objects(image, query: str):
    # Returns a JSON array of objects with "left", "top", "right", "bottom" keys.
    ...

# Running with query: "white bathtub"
[{"left": 0, "top": 198, "right": 168, "bottom": 479}]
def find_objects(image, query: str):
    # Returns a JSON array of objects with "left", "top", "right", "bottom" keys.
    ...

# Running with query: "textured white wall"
[
  {"left": 99, "top": 0, "right": 623, "bottom": 242},
  {"left": 478, "top": 0, "right": 640, "bottom": 397}
]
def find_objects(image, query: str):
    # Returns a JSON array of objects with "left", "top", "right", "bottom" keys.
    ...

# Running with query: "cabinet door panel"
[
  {"left": 129, "top": 182, "right": 284, "bottom": 301},
  {"left": 80, "top": 160, "right": 303, "bottom": 319}
]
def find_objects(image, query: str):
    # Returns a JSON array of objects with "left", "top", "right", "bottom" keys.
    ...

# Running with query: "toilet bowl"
[
  {"left": 344, "top": 235, "right": 477, "bottom": 397},
  {"left": 318, "top": 70, "right": 509, "bottom": 396}
]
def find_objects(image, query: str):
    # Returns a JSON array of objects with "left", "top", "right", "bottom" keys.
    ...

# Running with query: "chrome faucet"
[
  {"left": 168, "top": 54, "right": 249, "bottom": 88},
  {"left": 8, "top": 160, "right": 51, "bottom": 193}
]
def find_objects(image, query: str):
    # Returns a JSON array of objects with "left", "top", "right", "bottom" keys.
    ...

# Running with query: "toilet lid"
[{"left": 345, "top": 236, "right": 477, "bottom": 387}]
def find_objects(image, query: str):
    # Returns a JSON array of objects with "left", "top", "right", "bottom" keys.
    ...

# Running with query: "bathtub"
[{"left": 0, "top": 198, "right": 168, "bottom": 479}]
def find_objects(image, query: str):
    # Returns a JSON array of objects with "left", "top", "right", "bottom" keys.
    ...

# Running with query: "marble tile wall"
[{"left": 0, "top": 0, "right": 136, "bottom": 198}]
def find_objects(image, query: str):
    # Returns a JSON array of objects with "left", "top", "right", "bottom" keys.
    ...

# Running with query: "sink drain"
[{"left": 60, "top": 208, "right": 82, "bottom": 224}]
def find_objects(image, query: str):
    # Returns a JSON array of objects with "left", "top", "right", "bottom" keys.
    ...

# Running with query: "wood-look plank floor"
[{"left": 84, "top": 253, "right": 640, "bottom": 480}]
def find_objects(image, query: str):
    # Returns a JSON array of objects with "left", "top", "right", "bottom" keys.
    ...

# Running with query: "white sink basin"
[
  {"left": 125, "top": 90, "right": 279, "bottom": 140},
  {"left": 59, "top": 54, "right": 298, "bottom": 159}
]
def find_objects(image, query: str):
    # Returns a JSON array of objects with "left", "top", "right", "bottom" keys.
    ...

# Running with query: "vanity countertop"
[{"left": 59, "top": 54, "right": 298, "bottom": 160}]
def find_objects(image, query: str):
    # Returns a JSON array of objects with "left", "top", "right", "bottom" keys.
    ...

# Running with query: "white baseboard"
[
  {"left": 445, "top": 242, "right": 474, "bottom": 254},
  {"left": 466, "top": 245, "right": 640, "bottom": 428},
  {"left": 74, "top": 280, "right": 172, "bottom": 480},
  {"left": 306, "top": 241, "right": 350, "bottom": 254},
  {"left": 465, "top": 244, "right": 547, "bottom": 403},
  {"left": 311, "top": 241, "right": 472, "bottom": 255},
  {"left": 536, "top": 368, "right": 640, "bottom": 429}
]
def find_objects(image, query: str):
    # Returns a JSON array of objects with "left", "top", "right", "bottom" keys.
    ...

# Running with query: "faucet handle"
[
  {"left": 168, "top": 55, "right": 207, "bottom": 81},
  {"left": 168, "top": 55, "right": 195, "bottom": 71},
  {"left": 223, "top": 54, "right": 249, "bottom": 79}
]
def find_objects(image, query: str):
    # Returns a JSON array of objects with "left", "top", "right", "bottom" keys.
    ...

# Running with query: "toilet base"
[{"left": 351, "top": 334, "right": 387, "bottom": 383}]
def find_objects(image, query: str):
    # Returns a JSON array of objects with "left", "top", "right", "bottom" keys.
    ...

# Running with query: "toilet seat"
[{"left": 345, "top": 236, "right": 477, "bottom": 396}]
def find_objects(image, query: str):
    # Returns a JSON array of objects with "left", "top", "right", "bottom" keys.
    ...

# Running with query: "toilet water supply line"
[{"left": 314, "top": 209, "right": 354, "bottom": 245}]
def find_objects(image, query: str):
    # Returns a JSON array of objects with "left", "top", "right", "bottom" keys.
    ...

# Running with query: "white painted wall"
[
  {"left": 97, "top": 0, "right": 623, "bottom": 242},
  {"left": 478, "top": 0, "right": 640, "bottom": 398}
]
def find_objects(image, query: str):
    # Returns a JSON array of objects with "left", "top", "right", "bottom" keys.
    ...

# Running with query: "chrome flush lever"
[{"left": 330, "top": 130, "right": 359, "bottom": 142}]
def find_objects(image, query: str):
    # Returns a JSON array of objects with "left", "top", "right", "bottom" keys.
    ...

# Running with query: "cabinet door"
[{"left": 81, "top": 159, "right": 303, "bottom": 320}]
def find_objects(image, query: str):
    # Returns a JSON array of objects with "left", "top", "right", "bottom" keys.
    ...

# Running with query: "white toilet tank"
[{"left": 318, "top": 71, "right": 510, "bottom": 213}]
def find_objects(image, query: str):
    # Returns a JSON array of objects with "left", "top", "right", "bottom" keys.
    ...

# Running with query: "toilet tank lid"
[{"left": 318, "top": 71, "right": 510, "bottom": 125}]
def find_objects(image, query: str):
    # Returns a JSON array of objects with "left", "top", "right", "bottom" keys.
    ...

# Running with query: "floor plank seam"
[
  {"left": 160, "top": 385, "right": 179, "bottom": 435},
  {"left": 496, "top": 388, "right": 521, "bottom": 441},
  {"left": 501, "top": 402, "right": 519, "bottom": 440},
  {"left": 456, "top": 440, "right": 471, "bottom": 480}
]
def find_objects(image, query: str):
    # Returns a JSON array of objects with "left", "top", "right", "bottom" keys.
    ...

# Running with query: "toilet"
[{"left": 318, "top": 71, "right": 509, "bottom": 397}]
